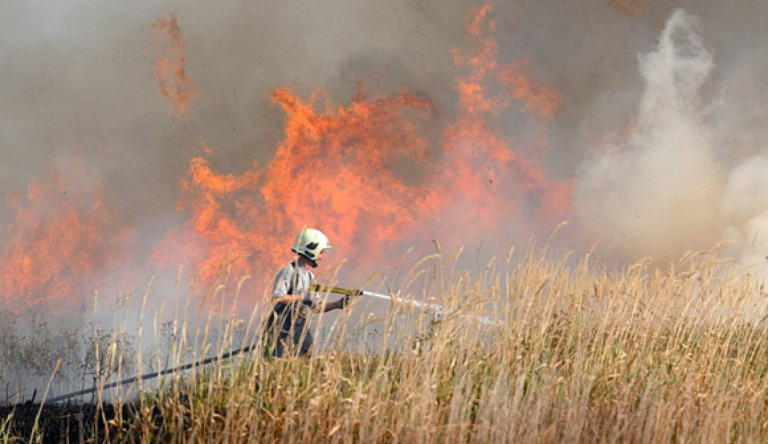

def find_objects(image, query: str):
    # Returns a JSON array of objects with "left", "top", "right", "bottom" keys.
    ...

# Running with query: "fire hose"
[
  {"left": 45, "top": 343, "right": 258, "bottom": 404},
  {"left": 310, "top": 284, "right": 494, "bottom": 326},
  {"left": 44, "top": 285, "right": 490, "bottom": 404},
  {"left": 310, "top": 284, "right": 445, "bottom": 315}
]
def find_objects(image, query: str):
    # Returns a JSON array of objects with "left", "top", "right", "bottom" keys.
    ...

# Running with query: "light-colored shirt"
[{"left": 272, "top": 262, "right": 315, "bottom": 302}]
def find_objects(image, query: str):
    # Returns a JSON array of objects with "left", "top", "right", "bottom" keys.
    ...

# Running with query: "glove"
[
  {"left": 339, "top": 289, "right": 362, "bottom": 309},
  {"left": 339, "top": 290, "right": 363, "bottom": 308}
]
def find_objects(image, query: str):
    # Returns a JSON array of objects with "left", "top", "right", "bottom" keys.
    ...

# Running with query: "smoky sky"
[
  {"left": 3, "top": 0, "right": 768, "bottom": 276},
  {"left": 0, "top": 0, "right": 473, "bottom": 224},
  {"left": 10, "top": 0, "right": 768, "bottom": 401}
]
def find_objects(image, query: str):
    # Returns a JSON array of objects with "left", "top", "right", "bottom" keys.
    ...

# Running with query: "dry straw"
[{"left": 5, "top": 244, "right": 768, "bottom": 442}]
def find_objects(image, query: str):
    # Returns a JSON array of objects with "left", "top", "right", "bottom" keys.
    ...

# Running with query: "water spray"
[{"left": 310, "top": 284, "right": 495, "bottom": 326}]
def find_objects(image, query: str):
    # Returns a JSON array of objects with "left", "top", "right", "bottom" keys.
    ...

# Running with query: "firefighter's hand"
[{"left": 339, "top": 293, "right": 353, "bottom": 310}]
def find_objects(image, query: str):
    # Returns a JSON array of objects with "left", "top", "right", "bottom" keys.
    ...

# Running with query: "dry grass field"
[{"left": 3, "top": 247, "right": 768, "bottom": 443}]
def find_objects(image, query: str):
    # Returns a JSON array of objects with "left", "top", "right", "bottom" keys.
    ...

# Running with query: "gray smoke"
[
  {"left": 6, "top": 0, "right": 768, "bottom": 401},
  {"left": 3, "top": 0, "right": 768, "bottom": 296}
]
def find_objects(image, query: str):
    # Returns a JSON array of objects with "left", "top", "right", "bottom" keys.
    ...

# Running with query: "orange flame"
[
  {"left": 0, "top": 170, "right": 126, "bottom": 306},
  {"left": 4, "top": 3, "right": 577, "bottom": 309},
  {"left": 454, "top": 3, "right": 560, "bottom": 119},
  {"left": 158, "top": 87, "right": 440, "bottom": 286},
  {"left": 611, "top": 0, "right": 645, "bottom": 16},
  {"left": 497, "top": 60, "right": 560, "bottom": 118},
  {"left": 152, "top": 15, "right": 197, "bottom": 115},
  {"left": 443, "top": 1, "right": 571, "bottom": 236},
  {"left": 165, "top": 1, "right": 573, "bottom": 296}
]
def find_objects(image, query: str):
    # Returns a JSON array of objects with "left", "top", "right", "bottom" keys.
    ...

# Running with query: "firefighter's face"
[{"left": 298, "top": 254, "right": 320, "bottom": 269}]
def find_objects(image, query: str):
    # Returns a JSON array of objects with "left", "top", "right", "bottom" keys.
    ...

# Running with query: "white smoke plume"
[
  {"left": 722, "top": 156, "right": 768, "bottom": 265},
  {"left": 576, "top": 9, "right": 768, "bottom": 267}
]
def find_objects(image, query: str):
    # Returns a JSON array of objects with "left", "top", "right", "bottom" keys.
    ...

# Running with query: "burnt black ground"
[{"left": 0, "top": 403, "right": 126, "bottom": 443}]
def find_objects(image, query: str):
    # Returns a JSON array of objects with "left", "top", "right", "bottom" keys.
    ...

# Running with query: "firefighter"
[{"left": 262, "top": 227, "right": 352, "bottom": 358}]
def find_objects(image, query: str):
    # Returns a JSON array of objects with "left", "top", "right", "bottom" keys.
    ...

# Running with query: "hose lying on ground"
[
  {"left": 46, "top": 343, "right": 258, "bottom": 404},
  {"left": 45, "top": 284, "right": 491, "bottom": 404}
]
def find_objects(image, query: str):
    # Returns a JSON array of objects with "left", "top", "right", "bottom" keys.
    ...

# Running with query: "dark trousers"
[{"left": 262, "top": 302, "right": 313, "bottom": 358}]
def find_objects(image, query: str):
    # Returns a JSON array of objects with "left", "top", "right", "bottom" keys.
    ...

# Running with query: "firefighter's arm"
[
  {"left": 273, "top": 293, "right": 305, "bottom": 304},
  {"left": 312, "top": 293, "right": 356, "bottom": 312},
  {"left": 314, "top": 298, "right": 343, "bottom": 312}
]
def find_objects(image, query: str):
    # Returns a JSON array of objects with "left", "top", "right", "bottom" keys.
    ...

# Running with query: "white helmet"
[{"left": 292, "top": 227, "right": 333, "bottom": 261}]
